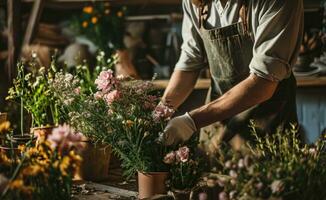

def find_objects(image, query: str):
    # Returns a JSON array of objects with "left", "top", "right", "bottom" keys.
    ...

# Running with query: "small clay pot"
[
  {"left": 138, "top": 171, "right": 169, "bottom": 199},
  {"left": 0, "top": 112, "right": 7, "bottom": 124},
  {"left": 10, "top": 134, "right": 35, "bottom": 146},
  {"left": 75, "top": 141, "right": 111, "bottom": 181},
  {"left": 0, "top": 134, "right": 32, "bottom": 156}
]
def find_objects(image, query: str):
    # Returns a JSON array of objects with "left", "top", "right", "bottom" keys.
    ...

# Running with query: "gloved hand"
[{"left": 161, "top": 112, "right": 197, "bottom": 146}]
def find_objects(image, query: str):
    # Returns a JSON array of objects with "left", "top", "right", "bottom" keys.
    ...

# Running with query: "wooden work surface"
[
  {"left": 72, "top": 156, "right": 138, "bottom": 200},
  {"left": 153, "top": 76, "right": 326, "bottom": 90}
]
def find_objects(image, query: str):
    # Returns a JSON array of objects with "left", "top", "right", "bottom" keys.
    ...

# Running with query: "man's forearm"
[
  {"left": 162, "top": 70, "right": 201, "bottom": 109},
  {"left": 189, "top": 74, "right": 278, "bottom": 128}
]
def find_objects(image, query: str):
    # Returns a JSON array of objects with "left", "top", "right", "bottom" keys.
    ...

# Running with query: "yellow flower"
[
  {"left": 123, "top": 120, "right": 134, "bottom": 128},
  {"left": 9, "top": 179, "right": 24, "bottom": 189},
  {"left": 22, "top": 165, "right": 44, "bottom": 176},
  {"left": 18, "top": 145, "right": 26, "bottom": 152},
  {"left": 82, "top": 21, "right": 88, "bottom": 28},
  {"left": 117, "top": 11, "right": 124, "bottom": 18},
  {"left": 83, "top": 6, "right": 93, "bottom": 14},
  {"left": 9, "top": 179, "right": 34, "bottom": 196},
  {"left": 91, "top": 17, "right": 98, "bottom": 24},
  {"left": 59, "top": 156, "right": 71, "bottom": 176},
  {"left": 0, "top": 121, "right": 10, "bottom": 134},
  {"left": 0, "top": 153, "right": 12, "bottom": 166}
]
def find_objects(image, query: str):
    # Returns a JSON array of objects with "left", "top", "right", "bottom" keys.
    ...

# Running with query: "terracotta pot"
[
  {"left": 30, "top": 126, "right": 56, "bottom": 140},
  {"left": 10, "top": 134, "right": 36, "bottom": 146},
  {"left": 0, "top": 134, "right": 33, "bottom": 156},
  {"left": 0, "top": 113, "right": 8, "bottom": 145},
  {"left": 138, "top": 171, "right": 169, "bottom": 199},
  {"left": 0, "top": 145, "right": 21, "bottom": 157},
  {"left": 75, "top": 142, "right": 111, "bottom": 181},
  {"left": 170, "top": 189, "right": 191, "bottom": 200},
  {"left": 0, "top": 112, "right": 7, "bottom": 124}
]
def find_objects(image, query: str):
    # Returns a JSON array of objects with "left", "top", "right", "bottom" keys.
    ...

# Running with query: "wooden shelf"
[
  {"left": 21, "top": 0, "right": 180, "bottom": 5},
  {"left": 153, "top": 77, "right": 326, "bottom": 90}
]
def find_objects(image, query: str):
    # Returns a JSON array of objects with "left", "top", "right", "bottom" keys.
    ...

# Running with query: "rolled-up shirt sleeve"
[
  {"left": 175, "top": 0, "right": 207, "bottom": 71},
  {"left": 249, "top": 0, "right": 304, "bottom": 81}
]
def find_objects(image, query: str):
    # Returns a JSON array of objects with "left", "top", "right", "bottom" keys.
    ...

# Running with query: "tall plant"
[{"left": 7, "top": 57, "right": 60, "bottom": 129}]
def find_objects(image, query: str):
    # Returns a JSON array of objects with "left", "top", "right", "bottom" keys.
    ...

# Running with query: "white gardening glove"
[{"left": 162, "top": 112, "right": 197, "bottom": 146}]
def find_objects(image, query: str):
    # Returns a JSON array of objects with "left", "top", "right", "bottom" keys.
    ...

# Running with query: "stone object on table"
[{"left": 294, "top": 52, "right": 326, "bottom": 77}]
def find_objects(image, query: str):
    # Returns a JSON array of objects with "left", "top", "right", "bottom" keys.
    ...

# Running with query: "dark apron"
[{"left": 196, "top": 0, "right": 298, "bottom": 149}]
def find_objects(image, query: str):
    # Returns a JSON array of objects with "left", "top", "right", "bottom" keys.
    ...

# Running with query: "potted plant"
[
  {"left": 206, "top": 122, "right": 326, "bottom": 200},
  {"left": 163, "top": 146, "right": 204, "bottom": 200},
  {"left": 6, "top": 58, "right": 60, "bottom": 140},
  {"left": 50, "top": 53, "right": 116, "bottom": 181},
  {"left": 0, "top": 124, "right": 83, "bottom": 199},
  {"left": 51, "top": 65, "right": 174, "bottom": 198}
]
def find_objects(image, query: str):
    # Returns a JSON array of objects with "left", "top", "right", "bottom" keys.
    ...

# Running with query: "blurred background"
[{"left": 0, "top": 0, "right": 325, "bottom": 143}]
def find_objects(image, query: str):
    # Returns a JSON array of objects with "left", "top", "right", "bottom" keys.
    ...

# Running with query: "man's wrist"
[{"left": 185, "top": 112, "right": 197, "bottom": 132}]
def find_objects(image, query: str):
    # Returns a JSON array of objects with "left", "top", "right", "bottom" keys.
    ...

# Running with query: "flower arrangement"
[
  {"left": 163, "top": 146, "right": 204, "bottom": 191},
  {"left": 0, "top": 124, "right": 83, "bottom": 200},
  {"left": 70, "top": 2, "right": 127, "bottom": 54},
  {"left": 73, "top": 51, "right": 117, "bottom": 95},
  {"left": 208, "top": 122, "right": 326, "bottom": 200},
  {"left": 6, "top": 58, "right": 60, "bottom": 131},
  {"left": 51, "top": 67, "right": 174, "bottom": 178}
]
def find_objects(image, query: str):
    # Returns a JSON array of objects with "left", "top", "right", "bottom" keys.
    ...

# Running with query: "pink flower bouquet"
[{"left": 52, "top": 69, "right": 175, "bottom": 179}]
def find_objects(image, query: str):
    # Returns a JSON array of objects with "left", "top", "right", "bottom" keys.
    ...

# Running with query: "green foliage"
[
  {"left": 6, "top": 58, "right": 60, "bottom": 128},
  {"left": 210, "top": 122, "right": 326, "bottom": 200}
]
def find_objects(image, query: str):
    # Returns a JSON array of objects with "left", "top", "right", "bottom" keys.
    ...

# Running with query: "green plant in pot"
[
  {"left": 51, "top": 64, "right": 174, "bottom": 198},
  {"left": 164, "top": 145, "right": 205, "bottom": 200},
  {"left": 6, "top": 57, "right": 60, "bottom": 140},
  {"left": 50, "top": 53, "right": 116, "bottom": 181}
]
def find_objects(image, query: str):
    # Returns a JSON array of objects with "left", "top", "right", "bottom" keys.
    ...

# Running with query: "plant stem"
[{"left": 20, "top": 97, "right": 24, "bottom": 136}]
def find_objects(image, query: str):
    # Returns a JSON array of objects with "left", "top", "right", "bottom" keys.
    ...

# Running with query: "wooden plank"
[
  {"left": 296, "top": 76, "right": 326, "bottom": 87},
  {"left": 23, "top": 0, "right": 45, "bottom": 46},
  {"left": 7, "top": 0, "right": 21, "bottom": 84},
  {"left": 82, "top": 182, "right": 138, "bottom": 198},
  {"left": 153, "top": 77, "right": 326, "bottom": 90},
  {"left": 21, "top": 0, "right": 180, "bottom": 5}
]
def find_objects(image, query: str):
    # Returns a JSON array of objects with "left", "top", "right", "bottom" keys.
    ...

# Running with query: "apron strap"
[
  {"left": 239, "top": 0, "right": 251, "bottom": 37},
  {"left": 193, "top": 0, "right": 251, "bottom": 35},
  {"left": 191, "top": 0, "right": 211, "bottom": 29}
]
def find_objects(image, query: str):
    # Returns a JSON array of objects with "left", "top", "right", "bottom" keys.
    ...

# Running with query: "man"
[{"left": 161, "top": 0, "right": 304, "bottom": 146}]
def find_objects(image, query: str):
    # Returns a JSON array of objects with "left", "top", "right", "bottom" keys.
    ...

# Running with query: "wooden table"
[{"left": 153, "top": 76, "right": 326, "bottom": 90}]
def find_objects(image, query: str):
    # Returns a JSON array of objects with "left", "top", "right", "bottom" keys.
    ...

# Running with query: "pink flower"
[
  {"left": 163, "top": 151, "right": 176, "bottom": 164},
  {"left": 74, "top": 87, "right": 81, "bottom": 95},
  {"left": 218, "top": 192, "right": 229, "bottom": 200},
  {"left": 176, "top": 146, "right": 190, "bottom": 163},
  {"left": 47, "top": 124, "right": 85, "bottom": 154},
  {"left": 198, "top": 192, "right": 208, "bottom": 200},
  {"left": 94, "top": 70, "right": 117, "bottom": 92},
  {"left": 94, "top": 91, "right": 103, "bottom": 100},
  {"left": 104, "top": 90, "right": 121, "bottom": 105},
  {"left": 153, "top": 103, "right": 174, "bottom": 122}
]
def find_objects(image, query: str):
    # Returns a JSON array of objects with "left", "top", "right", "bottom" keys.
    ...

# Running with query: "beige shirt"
[{"left": 175, "top": 0, "right": 304, "bottom": 81}]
